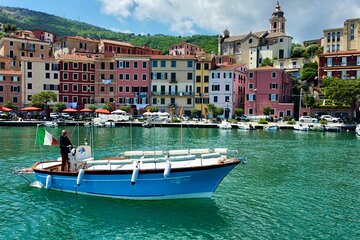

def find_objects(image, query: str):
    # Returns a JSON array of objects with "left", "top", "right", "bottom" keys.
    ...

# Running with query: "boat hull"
[{"left": 33, "top": 161, "right": 239, "bottom": 200}]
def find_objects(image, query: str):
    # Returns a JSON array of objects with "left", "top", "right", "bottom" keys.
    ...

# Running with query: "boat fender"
[
  {"left": 76, "top": 169, "right": 85, "bottom": 186},
  {"left": 71, "top": 148, "right": 77, "bottom": 156},
  {"left": 131, "top": 165, "right": 139, "bottom": 185},
  {"left": 163, "top": 161, "right": 171, "bottom": 178},
  {"left": 45, "top": 175, "right": 52, "bottom": 191}
]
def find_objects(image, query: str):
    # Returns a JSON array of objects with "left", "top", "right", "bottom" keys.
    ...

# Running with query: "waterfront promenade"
[{"left": 0, "top": 119, "right": 356, "bottom": 130}]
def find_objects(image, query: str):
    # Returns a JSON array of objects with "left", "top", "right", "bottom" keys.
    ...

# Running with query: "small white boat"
[
  {"left": 293, "top": 123, "right": 309, "bottom": 131},
  {"left": 323, "top": 125, "right": 341, "bottom": 132},
  {"left": 237, "top": 123, "right": 254, "bottom": 131},
  {"left": 142, "top": 122, "right": 153, "bottom": 128},
  {"left": 44, "top": 121, "right": 58, "bottom": 127},
  {"left": 93, "top": 122, "right": 104, "bottom": 127},
  {"left": 356, "top": 124, "right": 360, "bottom": 136},
  {"left": 263, "top": 125, "right": 279, "bottom": 131},
  {"left": 217, "top": 121, "right": 232, "bottom": 129},
  {"left": 104, "top": 121, "right": 115, "bottom": 127}
]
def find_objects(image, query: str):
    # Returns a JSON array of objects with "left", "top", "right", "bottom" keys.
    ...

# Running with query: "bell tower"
[{"left": 269, "top": 1, "right": 286, "bottom": 33}]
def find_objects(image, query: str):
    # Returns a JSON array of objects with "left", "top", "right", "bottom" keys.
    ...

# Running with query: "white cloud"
[{"left": 98, "top": 0, "right": 360, "bottom": 42}]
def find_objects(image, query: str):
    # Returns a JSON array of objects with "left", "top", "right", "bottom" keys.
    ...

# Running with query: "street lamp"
[{"left": 225, "top": 99, "right": 229, "bottom": 121}]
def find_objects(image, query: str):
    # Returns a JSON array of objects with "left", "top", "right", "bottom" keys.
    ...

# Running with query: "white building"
[{"left": 217, "top": 2, "right": 292, "bottom": 69}]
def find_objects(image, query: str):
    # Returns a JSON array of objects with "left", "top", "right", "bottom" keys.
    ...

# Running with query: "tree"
[
  {"left": 214, "top": 108, "right": 224, "bottom": 117},
  {"left": 263, "top": 106, "right": 270, "bottom": 115},
  {"left": 191, "top": 109, "right": 201, "bottom": 117},
  {"left": 291, "top": 46, "right": 305, "bottom": 58},
  {"left": 88, "top": 104, "right": 97, "bottom": 111},
  {"left": 3, "top": 23, "right": 17, "bottom": 33},
  {"left": 4, "top": 101, "right": 13, "bottom": 109},
  {"left": 207, "top": 104, "right": 216, "bottom": 117},
  {"left": 120, "top": 105, "right": 131, "bottom": 113},
  {"left": 30, "top": 91, "right": 57, "bottom": 109},
  {"left": 301, "top": 62, "right": 318, "bottom": 81},
  {"left": 146, "top": 106, "right": 158, "bottom": 112},
  {"left": 260, "top": 58, "right": 273, "bottom": 67},
  {"left": 322, "top": 78, "right": 360, "bottom": 118},
  {"left": 53, "top": 102, "right": 66, "bottom": 112},
  {"left": 304, "top": 94, "right": 316, "bottom": 108},
  {"left": 234, "top": 108, "right": 244, "bottom": 117}
]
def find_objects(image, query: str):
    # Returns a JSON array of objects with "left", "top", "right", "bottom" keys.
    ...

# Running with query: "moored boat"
[
  {"left": 24, "top": 146, "right": 245, "bottom": 200},
  {"left": 355, "top": 124, "right": 360, "bottom": 136},
  {"left": 323, "top": 124, "right": 341, "bottom": 132},
  {"left": 237, "top": 123, "right": 255, "bottom": 131},
  {"left": 293, "top": 123, "right": 309, "bottom": 131},
  {"left": 217, "top": 120, "right": 232, "bottom": 129},
  {"left": 263, "top": 125, "right": 279, "bottom": 131}
]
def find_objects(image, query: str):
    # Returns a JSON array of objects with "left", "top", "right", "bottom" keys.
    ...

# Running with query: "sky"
[{"left": 1, "top": 0, "right": 360, "bottom": 43}]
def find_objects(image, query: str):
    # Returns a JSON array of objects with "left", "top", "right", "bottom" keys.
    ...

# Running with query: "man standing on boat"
[{"left": 59, "top": 129, "right": 72, "bottom": 171}]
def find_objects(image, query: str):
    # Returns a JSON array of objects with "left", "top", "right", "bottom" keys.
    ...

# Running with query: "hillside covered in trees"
[{"left": 0, "top": 6, "right": 218, "bottom": 54}]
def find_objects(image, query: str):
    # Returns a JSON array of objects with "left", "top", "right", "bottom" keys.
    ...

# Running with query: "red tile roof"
[
  {"left": 20, "top": 57, "right": 58, "bottom": 62},
  {"left": 101, "top": 39, "right": 134, "bottom": 47}
]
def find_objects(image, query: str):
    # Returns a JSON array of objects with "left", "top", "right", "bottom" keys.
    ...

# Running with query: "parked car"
[
  {"left": 50, "top": 113, "right": 59, "bottom": 119},
  {"left": 60, "top": 113, "right": 70, "bottom": 119},
  {"left": 299, "top": 116, "right": 317, "bottom": 123},
  {"left": 236, "top": 115, "right": 249, "bottom": 122},
  {"left": 320, "top": 115, "right": 339, "bottom": 122}
]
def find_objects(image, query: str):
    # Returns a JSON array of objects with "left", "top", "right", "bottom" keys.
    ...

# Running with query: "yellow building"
[
  {"left": 323, "top": 18, "right": 360, "bottom": 53},
  {"left": 150, "top": 55, "right": 195, "bottom": 115},
  {"left": 194, "top": 54, "right": 214, "bottom": 117}
]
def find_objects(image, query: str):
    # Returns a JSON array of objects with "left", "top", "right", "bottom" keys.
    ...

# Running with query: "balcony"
[
  {"left": 19, "top": 46, "right": 36, "bottom": 52},
  {"left": 170, "top": 79, "right": 177, "bottom": 83}
]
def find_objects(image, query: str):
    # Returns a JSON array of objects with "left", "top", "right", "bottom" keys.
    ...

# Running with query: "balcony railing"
[
  {"left": 151, "top": 91, "right": 193, "bottom": 96},
  {"left": 325, "top": 62, "right": 360, "bottom": 67}
]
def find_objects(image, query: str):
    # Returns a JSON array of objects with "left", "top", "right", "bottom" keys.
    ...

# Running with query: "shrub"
[
  {"left": 319, "top": 119, "right": 327, "bottom": 125},
  {"left": 258, "top": 118, "right": 268, "bottom": 124},
  {"left": 287, "top": 119, "right": 296, "bottom": 125}
]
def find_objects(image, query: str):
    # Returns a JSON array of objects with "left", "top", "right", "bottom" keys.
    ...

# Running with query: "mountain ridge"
[{"left": 0, "top": 6, "right": 218, "bottom": 54}]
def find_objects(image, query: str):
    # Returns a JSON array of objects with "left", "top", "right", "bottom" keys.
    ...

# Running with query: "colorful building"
[
  {"left": 0, "top": 34, "right": 51, "bottom": 70},
  {"left": 194, "top": 53, "right": 214, "bottom": 117},
  {"left": 115, "top": 55, "right": 151, "bottom": 114},
  {"left": 53, "top": 36, "right": 100, "bottom": 57},
  {"left": 150, "top": 55, "right": 196, "bottom": 115},
  {"left": 94, "top": 56, "right": 116, "bottom": 105},
  {"left": 209, "top": 64, "right": 246, "bottom": 118},
  {"left": 245, "top": 66, "right": 293, "bottom": 118},
  {"left": 58, "top": 54, "right": 96, "bottom": 109},
  {"left": 31, "top": 29, "right": 58, "bottom": 43},
  {"left": 319, "top": 18, "right": 360, "bottom": 80},
  {"left": 0, "top": 56, "right": 22, "bottom": 107},
  {"left": 169, "top": 42, "right": 204, "bottom": 56},
  {"left": 217, "top": 2, "right": 292, "bottom": 69},
  {"left": 21, "top": 57, "right": 60, "bottom": 106}
]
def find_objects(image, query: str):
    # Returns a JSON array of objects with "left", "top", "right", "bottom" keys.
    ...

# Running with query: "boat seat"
[
  {"left": 141, "top": 157, "right": 166, "bottom": 163},
  {"left": 214, "top": 148, "right": 228, "bottom": 154},
  {"left": 124, "top": 151, "right": 144, "bottom": 157},
  {"left": 201, "top": 153, "right": 221, "bottom": 159},
  {"left": 168, "top": 149, "right": 189, "bottom": 155},
  {"left": 189, "top": 148, "right": 210, "bottom": 154},
  {"left": 169, "top": 155, "right": 196, "bottom": 161},
  {"left": 143, "top": 150, "right": 164, "bottom": 156}
]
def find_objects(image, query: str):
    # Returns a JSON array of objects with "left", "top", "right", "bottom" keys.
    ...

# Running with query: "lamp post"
[{"left": 225, "top": 99, "right": 229, "bottom": 121}]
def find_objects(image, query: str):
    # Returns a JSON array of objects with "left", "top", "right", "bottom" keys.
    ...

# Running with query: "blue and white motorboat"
[
  {"left": 44, "top": 121, "right": 58, "bottom": 128},
  {"left": 237, "top": 123, "right": 255, "bottom": 131},
  {"left": 23, "top": 146, "right": 245, "bottom": 200}
]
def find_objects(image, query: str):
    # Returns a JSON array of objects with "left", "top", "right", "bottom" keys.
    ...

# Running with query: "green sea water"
[{"left": 1, "top": 126, "right": 360, "bottom": 239}]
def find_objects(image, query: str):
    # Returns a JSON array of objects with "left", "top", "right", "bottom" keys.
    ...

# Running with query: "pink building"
[
  {"left": 31, "top": 29, "right": 58, "bottom": 43},
  {"left": 115, "top": 55, "right": 151, "bottom": 114},
  {"left": 245, "top": 66, "right": 293, "bottom": 119},
  {"left": 169, "top": 42, "right": 204, "bottom": 56}
]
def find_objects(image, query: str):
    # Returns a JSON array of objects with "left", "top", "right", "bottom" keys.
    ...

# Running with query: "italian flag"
[{"left": 36, "top": 128, "right": 59, "bottom": 146}]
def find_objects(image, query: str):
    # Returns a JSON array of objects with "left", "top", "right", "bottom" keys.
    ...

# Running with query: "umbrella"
[
  {"left": 19, "top": 106, "right": 41, "bottom": 111},
  {"left": 79, "top": 108, "right": 94, "bottom": 113},
  {"left": 0, "top": 106, "right": 12, "bottom": 112},
  {"left": 62, "top": 108, "right": 78, "bottom": 113},
  {"left": 111, "top": 109, "right": 126, "bottom": 114},
  {"left": 95, "top": 108, "right": 110, "bottom": 114}
]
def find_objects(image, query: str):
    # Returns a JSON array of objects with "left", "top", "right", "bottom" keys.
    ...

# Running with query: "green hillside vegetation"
[{"left": 0, "top": 6, "right": 218, "bottom": 54}]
